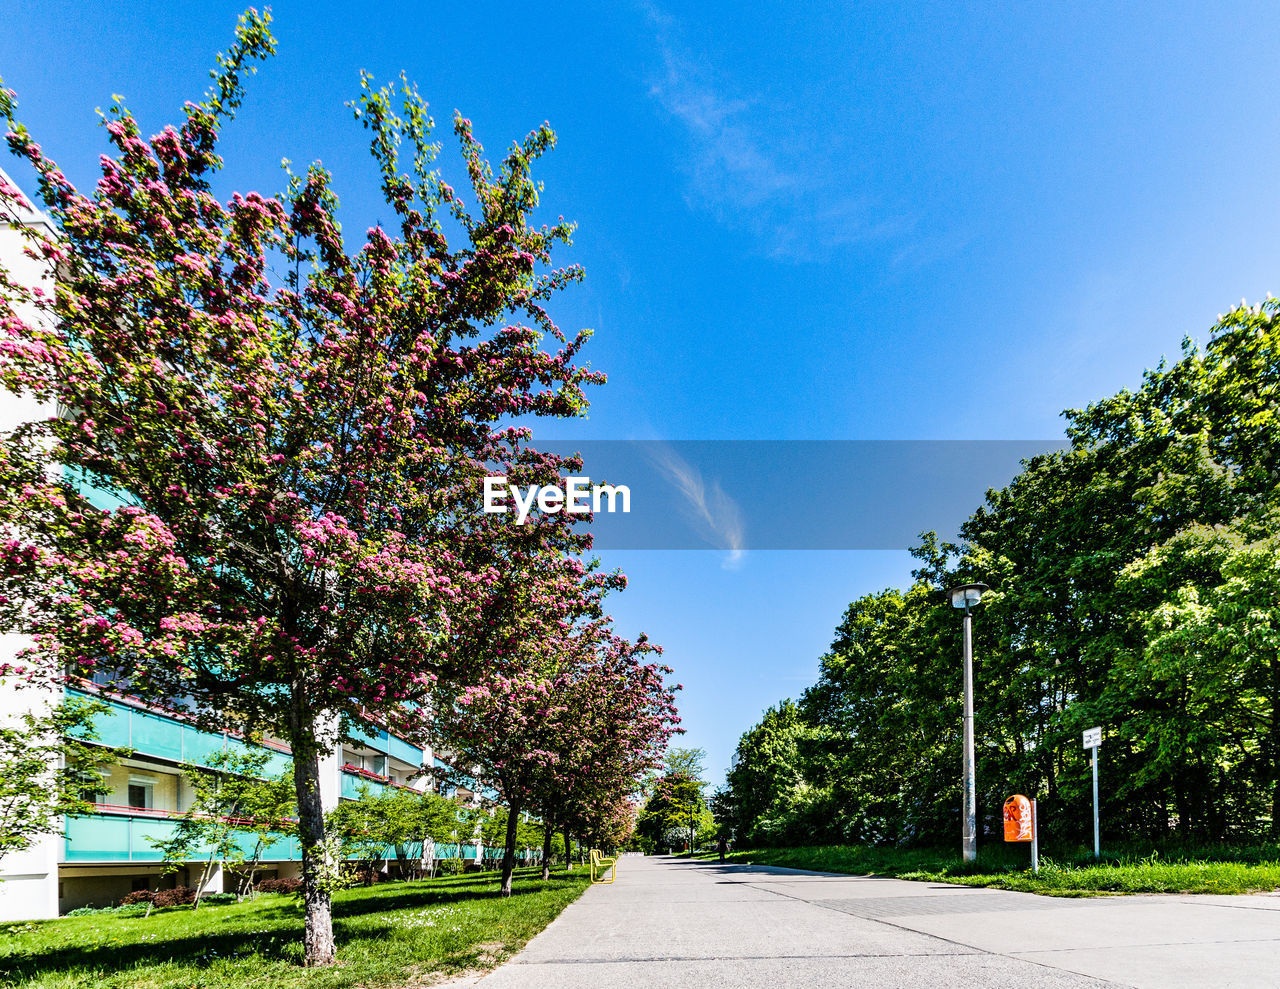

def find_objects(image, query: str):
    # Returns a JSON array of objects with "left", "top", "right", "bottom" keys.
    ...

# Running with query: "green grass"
[
  {"left": 701, "top": 842, "right": 1280, "bottom": 896},
  {"left": 0, "top": 868, "right": 593, "bottom": 988}
]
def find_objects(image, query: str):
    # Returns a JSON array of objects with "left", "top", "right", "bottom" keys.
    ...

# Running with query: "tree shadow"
[{"left": 0, "top": 869, "right": 585, "bottom": 983}]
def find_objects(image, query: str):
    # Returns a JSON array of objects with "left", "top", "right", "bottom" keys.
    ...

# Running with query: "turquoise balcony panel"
[
  {"left": 88, "top": 699, "right": 132, "bottom": 750},
  {"left": 131, "top": 709, "right": 184, "bottom": 761},
  {"left": 350, "top": 725, "right": 387, "bottom": 752},
  {"left": 386, "top": 734, "right": 422, "bottom": 767},
  {"left": 182, "top": 728, "right": 233, "bottom": 767},
  {"left": 340, "top": 771, "right": 388, "bottom": 801},
  {"left": 64, "top": 465, "right": 132, "bottom": 513},
  {"left": 64, "top": 812, "right": 301, "bottom": 863},
  {"left": 69, "top": 689, "right": 292, "bottom": 776},
  {"left": 65, "top": 814, "right": 132, "bottom": 862},
  {"left": 350, "top": 722, "right": 422, "bottom": 768}
]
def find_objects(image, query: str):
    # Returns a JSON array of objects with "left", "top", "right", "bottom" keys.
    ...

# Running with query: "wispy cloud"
[
  {"left": 645, "top": 443, "right": 746, "bottom": 569},
  {"left": 640, "top": 3, "right": 912, "bottom": 261}
]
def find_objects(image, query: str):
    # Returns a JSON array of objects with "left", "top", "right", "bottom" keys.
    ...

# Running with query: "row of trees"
[
  {"left": 102, "top": 753, "right": 562, "bottom": 912},
  {"left": 0, "top": 9, "right": 677, "bottom": 965},
  {"left": 720, "top": 300, "right": 1280, "bottom": 851}
]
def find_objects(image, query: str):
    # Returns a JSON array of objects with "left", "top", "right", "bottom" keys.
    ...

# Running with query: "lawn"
[
  {"left": 703, "top": 843, "right": 1280, "bottom": 896},
  {"left": 0, "top": 868, "right": 593, "bottom": 988}
]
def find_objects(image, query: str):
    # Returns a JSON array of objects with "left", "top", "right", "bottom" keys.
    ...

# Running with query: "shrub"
[
  {"left": 200, "top": 892, "right": 236, "bottom": 905},
  {"left": 153, "top": 886, "right": 198, "bottom": 908},
  {"left": 254, "top": 877, "right": 302, "bottom": 895},
  {"left": 72, "top": 903, "right": 149, "bottom": 916},
  {"left": 119, "top": 886, "right": 198, "bottom": 908}
]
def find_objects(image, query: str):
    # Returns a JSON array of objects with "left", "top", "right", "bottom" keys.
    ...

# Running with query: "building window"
[{"left": 127, "top": 782, "right": 153, "bottom": 810}]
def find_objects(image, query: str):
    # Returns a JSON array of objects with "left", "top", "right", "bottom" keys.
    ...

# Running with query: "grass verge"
[
  {"left": 0, "top": 867, "right": 592, "bottom": 988},
  {"left": 701, "top": 843, "right": 1280, "bottom": 896}
]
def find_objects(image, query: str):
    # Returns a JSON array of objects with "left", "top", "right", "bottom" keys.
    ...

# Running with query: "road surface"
[{"left": 469, "top": 854, "right": 1280, "bottom": 988}]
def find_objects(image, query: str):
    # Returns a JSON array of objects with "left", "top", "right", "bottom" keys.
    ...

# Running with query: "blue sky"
[{"left": 8, "top": 1, "right": 1280, "bottom": 784}]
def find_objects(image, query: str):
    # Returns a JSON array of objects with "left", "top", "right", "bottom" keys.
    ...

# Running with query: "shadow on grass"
[
  {"left": 332, "top": 869, "right": 585, "bottom": 920},
  {"left": 0, "top": 869, "right": 587, "bottom": 984}
]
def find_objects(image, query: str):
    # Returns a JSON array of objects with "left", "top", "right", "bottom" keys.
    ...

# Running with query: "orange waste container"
[{"left": 1003, "top": 794, "right": 1033, "bottom": 842}]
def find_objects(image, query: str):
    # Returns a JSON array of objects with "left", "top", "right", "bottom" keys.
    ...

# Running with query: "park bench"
[{"left": 589, "top": 849, "right": 616, "bottom": 884}]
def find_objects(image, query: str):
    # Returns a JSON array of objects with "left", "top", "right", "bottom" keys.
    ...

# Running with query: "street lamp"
[{"left": 949, "top": 582, "right": 989, "bottom": 862}]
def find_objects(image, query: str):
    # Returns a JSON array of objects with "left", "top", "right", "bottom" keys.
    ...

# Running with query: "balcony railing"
[
  {"left": 349, "top": 721, "right": 424, "bottom": 768},
  {"left": 63, "top": 807, "right": 302, "bottom": 864},
  {"left": 69, "top": 687, "right": 292, "bottom": 776}
]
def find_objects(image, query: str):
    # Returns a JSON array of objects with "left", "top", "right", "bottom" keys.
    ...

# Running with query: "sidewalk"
[{"left": 467, "top": 854, "right": 1280, "bottom": 988}]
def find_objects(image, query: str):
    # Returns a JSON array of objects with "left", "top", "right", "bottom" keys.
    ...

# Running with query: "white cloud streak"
[
  {"left": 641, "top": 4, "right": 911, "bottom": 261},
  {"left": 645, "top": 443, "right": 746, "bottom": 569}
]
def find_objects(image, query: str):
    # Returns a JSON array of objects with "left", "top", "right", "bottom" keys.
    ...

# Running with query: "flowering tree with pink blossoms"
[
  {"left": 0, "top": 10, "right": 607, "bottom": 966},
  {"left": 433, "top": 573, "right": 681, "bottom": 893},
  {"left": 534, "top": 642, "right": 681, "bottom": 869}
]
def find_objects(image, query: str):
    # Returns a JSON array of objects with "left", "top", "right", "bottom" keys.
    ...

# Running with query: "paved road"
[{"left": 471, "top": 854, "right": 1280, "bottom": 988}]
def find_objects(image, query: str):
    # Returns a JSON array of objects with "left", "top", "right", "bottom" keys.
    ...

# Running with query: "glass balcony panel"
[
  {"left": 70, "top": 689, "right": 294, "bottom": 776},
  {"left": 81, "top": 696, "right": 131, "bottom": 748},
  {"left": 386, "top": 734, "right": 421, "bottom": 767},
  {"left": 64, "top": 814, "right": 131, "bottom": 862},
  {"left": 181, "top": 728, "right": 230, "bottom": 766},
  {"left": 341, "top": 771, "right": 388, "bottom": 801},
  {"left": 349, "top": 725, "right": 388, "bottom": 752},
  {"left": 65, "top": 812, "right": 302, "bottom": 863},
  {"left": 129, "top": 710, "right": 185, "bottom": 762}
]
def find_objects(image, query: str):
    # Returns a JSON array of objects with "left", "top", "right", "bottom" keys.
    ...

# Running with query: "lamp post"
[{"left": 949, "top": 582, "right": 989, "bottom": 862}]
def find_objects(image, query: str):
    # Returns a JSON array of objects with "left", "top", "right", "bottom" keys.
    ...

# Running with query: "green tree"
[
  {"left": 637, "top": 747, "right": 712, "bottom": 852},
  {"left": 727, "top": 299, "right": 1280, "bottom": 849},
  {"left": 725, "top": 700, "right": 808, "bottom": 843},
  {"left": 148, "top": 747, "right": 294, "bottom": 908}
]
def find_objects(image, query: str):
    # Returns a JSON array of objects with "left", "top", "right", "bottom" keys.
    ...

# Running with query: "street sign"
[{"left": 1082, "top": 726, "right": 1102, "bottom": 858}]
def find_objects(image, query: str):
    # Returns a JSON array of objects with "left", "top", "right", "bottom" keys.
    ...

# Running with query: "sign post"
[
  {"left": 1031, "top": 799, "right": 1038, "bottom": 873},
  {"left": 1083, "top": 726, "right": 1102, "bottom": 859},
  {"left": 1002, "top": 794, "right": 1037, "bottom": 873}
]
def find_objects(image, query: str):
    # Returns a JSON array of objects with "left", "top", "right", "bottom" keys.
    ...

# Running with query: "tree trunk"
[
  {"left": 563, "top": 829, "right": 572, "bottom": 871},
  {"left": 292, "top": 724, "right": 336, "bottom": 967},
  {"left": 192, "top": 850, "right": 217, "bottom": 911},
  {"left": 241, "top": 837, "right": 266, "bottom": 900},
  {"left": 540, "top": 825, "right": 553, "bottom": 880},
  {"left": 499, "top": 804, "right": 521, "bottom": 896}
]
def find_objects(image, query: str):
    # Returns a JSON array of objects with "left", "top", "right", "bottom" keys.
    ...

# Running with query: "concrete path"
[{"left": 471, "top": 854, "right": 1280, "bottom": 988}]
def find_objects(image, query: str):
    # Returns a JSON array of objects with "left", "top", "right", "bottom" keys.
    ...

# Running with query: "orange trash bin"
[{"left": 1003, "top": 794, "right": 1033, "bottom": 842}]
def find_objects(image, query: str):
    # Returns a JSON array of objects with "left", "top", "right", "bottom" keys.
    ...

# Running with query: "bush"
[
  {"left": 122, "top": 886, "right": 199, "bottom": 908},
  {"left": 200, "top": 892, "right": 236, "bottom": 905},
  {"left": 350, "top": 864, "right": 384, "bottom": 885},
  {"left": 437, "top": 857, "right": 464, "bottom": 876},
  {"left": 254, "top": 877, "right": 302, "bottom": 895},
  {"left": 70, "top": 902, "right": 149, "bottom": 916}
]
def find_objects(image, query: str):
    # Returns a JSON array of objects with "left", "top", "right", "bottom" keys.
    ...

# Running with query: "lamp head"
[{"left": 948, "top": 582, "right": 990, "bottom": 609}]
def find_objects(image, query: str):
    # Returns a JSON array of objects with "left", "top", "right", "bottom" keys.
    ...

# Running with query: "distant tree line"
[
  {"left": 634, "top": 747, "right": 716, "bottom": 852},
  {"left": 719, "top": 304, "right": 1280, "bottom": 848}
]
